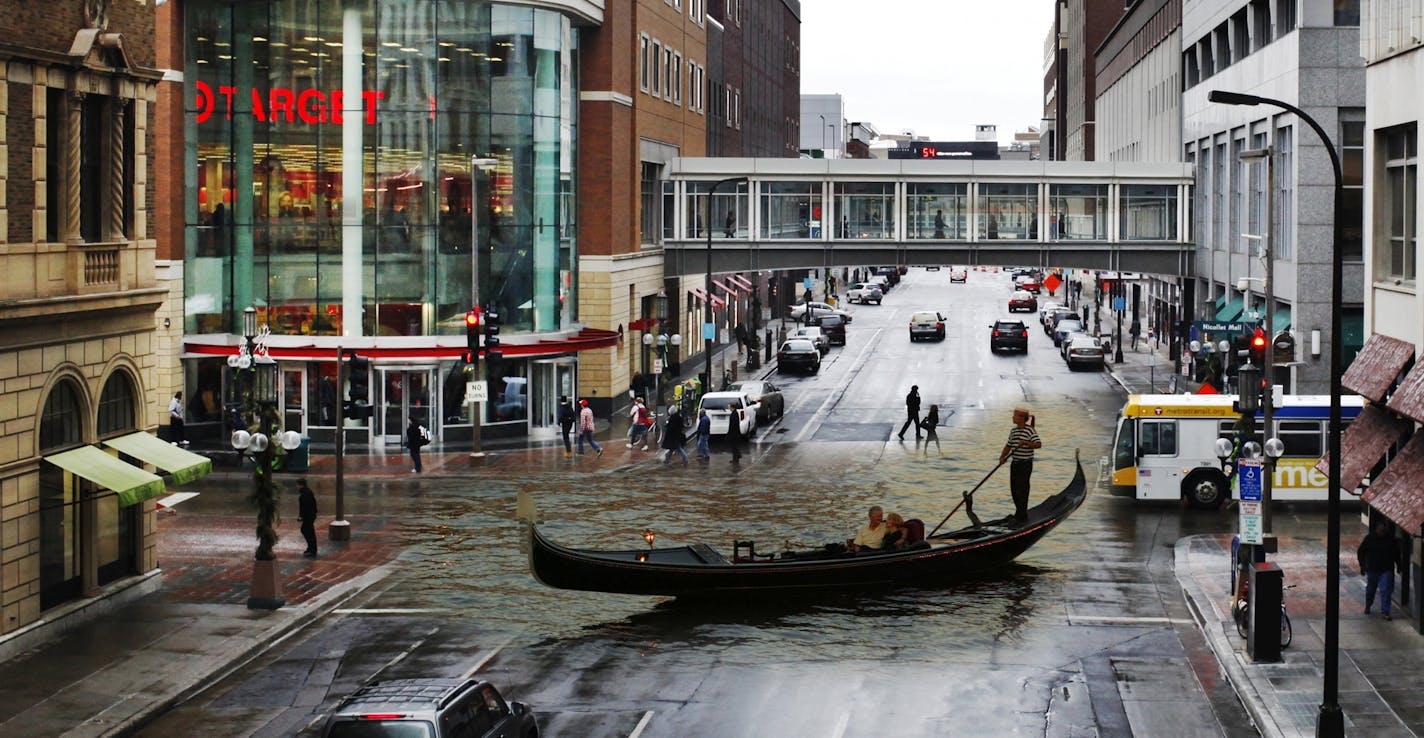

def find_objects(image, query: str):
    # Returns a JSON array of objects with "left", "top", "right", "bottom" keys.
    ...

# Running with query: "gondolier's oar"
[{"left": 928, "top": 461, "right": 1005, "bottom": 537}]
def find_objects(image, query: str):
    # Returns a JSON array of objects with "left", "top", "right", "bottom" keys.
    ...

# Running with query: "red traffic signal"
[
  {"left": 465, "top": 308, "right": 482, "bottom": 329},
  {"left": 1250, "top": 328, "right": 1268, "bottom": 352}
]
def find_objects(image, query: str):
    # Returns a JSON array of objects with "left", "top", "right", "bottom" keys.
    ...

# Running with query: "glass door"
[
  {"left": 378, "top": 367, "right": 436, "bottom": 445},
  {"left": 282, "top": 368, "right": 304, "bottom": 434},
  {"left": 531, "top": 358, "right": 577, "bottom": 436}
]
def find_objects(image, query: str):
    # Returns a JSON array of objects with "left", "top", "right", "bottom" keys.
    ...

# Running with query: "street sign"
[
  {"left": 702, "top": 322, "right": 715, "bottom": 340},
  {"left": 1238, "top": 458, "right": 1263, "bottom": 502},
  {"left": 803, "top": 277, "right": 814, "bottom": 291},
  {"left": 465, "top": 380, "right": 487, "bottom": 404},
  {"left": 1043, "top": 273, "right": 1062, "bottom": 294},
  {"left": 1239, "top": 500, "right": 1263, "bottom": 545},
  {"left": 653, "top": 359, "right": 664, "bottom": 373},
  {"left": 1112, "top": 296, "right": 1126, "bottom": 311}
]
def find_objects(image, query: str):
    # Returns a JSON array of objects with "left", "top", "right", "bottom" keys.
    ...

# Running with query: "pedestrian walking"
[
  {"left": 557, "top": 396, "right": 576, "bottom": 456},
  {"left": 661, "top": 407, "right": 689, "bottom": 465},
  {"left": 405, "top": 416, "right": 428, "bottom": 473},
  {"left": 998, "top": 407, "right": 1042, "bottom": 522},
  {"left": 1358, "top": 522, "right": 1398, "bottom": 620},
  {"left": 297, "top": 478, "right": 318, "bottom": 558},
  {"left": 723, "top": 209, "right": 736, "bottom": 237},
  {"left": 1129, "top": 318, "right": 1142, "bottom": 351},
  {"left": 169, "top": 391, "right": 188, "bottom": 446},
  {"left": 576, "top": 399, "right": 603, "bottom": 457},
  {"left": 921, "top": 404, "right": 940, "bottom": 453},
  {"left": 726, "top": 401, "right": 746, "bottom": 463},
  {"left": 897, "top": 385, "right": 922, "bottom": 441},
  {"left": 695, "top": 409, "right": 712, "bottom": 460}
]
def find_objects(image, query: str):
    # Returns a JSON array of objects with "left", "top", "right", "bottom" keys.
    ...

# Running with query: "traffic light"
[
  {"left": 483, "top": 305, "right": 502, "bottom": 362},
  {"left": 345, "top": 353, "right": 373, "bottom": 419},
  {"left": 465, "top": 309, "right": 481, "bottom": 364},
  {"left": 1248, "top": 327, "right": 1268, "bottom": 366}
]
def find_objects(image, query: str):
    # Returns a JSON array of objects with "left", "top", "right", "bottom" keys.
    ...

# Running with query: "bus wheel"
[{"left": 1184, "top": 472, "right": 1228, "bottom": 509}]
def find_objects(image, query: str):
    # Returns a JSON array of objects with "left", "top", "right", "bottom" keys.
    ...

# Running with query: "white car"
[
  {"left": 697, "top": 391, "right": 757, "bottom": 437},
  {"left": 788, "top": 302, "right": 853, "bottom": 323},
  {"left": 949, "top": 268, "right": 968, "bottom": 283},
  {"left": 788, "top": 326, "right": 830, "bottom": 354},
  {"left": 846, "top": 282, "right": 884, "bottom": 305}
]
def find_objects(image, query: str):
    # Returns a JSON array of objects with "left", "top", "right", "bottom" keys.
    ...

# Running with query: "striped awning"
[{"left": 1216, "top": 297, "right": 1245, "bottom": 322}]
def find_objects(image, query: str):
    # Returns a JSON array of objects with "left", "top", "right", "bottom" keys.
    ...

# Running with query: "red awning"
[
  {"left": 1344, "top": 334, "right": 1415, "bottom": 402},
  {"left": 726, "top": 274, "right": 754, "bottom": 290},
  {"left": 1387, "top": 358, "right": 1424, "bottom": 423},
  {"left": 713, "top": 279, "right": 739, "bottom": 297},
  {"left": 1316, "top": 405, "right": 1412, "bottom": 493},
  {"left": 1361, "top": 435, "right": 1424, "bottom": 531},
  {"left": 689, "top": 287, "right": 710, "bottom": 304}
]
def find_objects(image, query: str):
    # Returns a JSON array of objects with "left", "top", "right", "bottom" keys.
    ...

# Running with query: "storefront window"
[
  {"left": 833, "top": 182, "right": 894, "bottom": 239},
  {"left": 1049, "top": 183, "right": 1107, "bottom": 240},
  {"left": 184, "top": 0, "right": 577, "bottom": 339},
  {"left": 977, "top": 183, "right": 1038, "bottom": 240},
  {"left": 905, "top": 183, "right": 968, "bottom": 239},
  {"left": 758, "top": 181, "right": 822, "bottom": 239}
]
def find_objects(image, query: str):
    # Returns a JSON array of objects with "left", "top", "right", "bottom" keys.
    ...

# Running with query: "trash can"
[{"left": 284, "top": 435, "right": 311, "bottom": 473}]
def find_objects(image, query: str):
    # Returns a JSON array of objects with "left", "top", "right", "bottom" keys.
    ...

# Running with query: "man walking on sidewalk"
[
  {"left": 557, "top": 396, "right": 576, "bottom": 456},
  {"left": 297, "top": 478, "right": 318, "bottom": 558},
  {"left": 1359, "top": 522, "right": 1398, "bottom": 620},
  {"left": 897, "top": 385, "right": 922, "bottom": 441},
  {"left": 169, "top": 391, "right": 188, "bottom": 446},
  {"left": 576, "top": 399, "right": 602, "bottom": 457},
  {"left": 695, "top": 409, "right": 712, "bottom": 460}
]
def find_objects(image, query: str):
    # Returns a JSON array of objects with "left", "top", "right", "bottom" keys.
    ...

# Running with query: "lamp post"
[
  {"left": 469, "top": 156, "right": 499, "bottom": 464},
  {"left": 706, "top": 177, "right": 748, "bottom": 393},
  {"left": 228, "top": 306, "right": 301, "bottom": 610},
  {"left": 1210, "top": 89, "right": 1345, "bottom": 737}
]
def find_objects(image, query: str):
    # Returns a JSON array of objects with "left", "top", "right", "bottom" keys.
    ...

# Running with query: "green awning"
[
  {"left": 103, "top": 432, "right": 213, "bottom": 485},
  {"left": 1216, "top": 297, "right": 1245, "bottom": 321},
  {"left": 44, "top": 446, "right": 166, "bottom": 507},
  {"left": 1271, "top": 307, "right": 1291, "bottom": 333},
  {"left": 1214, "top": 294, "right": 1228, "bottom": 311}
]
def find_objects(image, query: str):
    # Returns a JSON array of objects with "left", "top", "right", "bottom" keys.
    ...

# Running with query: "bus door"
[{"left": 1135, "top": 418, "right": 1181, "bottom": 500}]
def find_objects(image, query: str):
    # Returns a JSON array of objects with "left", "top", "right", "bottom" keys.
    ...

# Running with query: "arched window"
[
  {"left": 97, "top": 372, "right": 138, "bottom": 437},
  {"left": 40, "top": 379, "right": 84, "bottom": 452}
]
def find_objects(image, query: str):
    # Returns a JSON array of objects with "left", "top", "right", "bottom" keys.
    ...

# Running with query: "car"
[
  {"left": 776, "top": 338, "right": 822, "bottom": 374},
  {"left": 1059, "top": 330, "right": 1088, "bottom": 359},
  {"left": 1053, "top": 317, "right": 1085, "bottom": 346},
  {"left": 698, "top": 390, "right": 758, "bottom": 436},
  {"left": 321, "top": 678, "right": 538, "bottom": 738},
  {"left": 729, "top": 380, "right": 784, "bottom": 424},
  {"left": 813, "top": 313, "right": 847, "bottom": 345},
  {"left": 789, "top": 301, "right": 853, "bottom": 323},
  {"left": 1015, "top": 275, "right": 1042, "bottom": 294},
  {"left": 925, "top": 264, "right": 941, "bottom": 271},
  {"left": 1044, "top": 307, "right": 1078, "bottom": 334},
  {"left": 846, "top": 282, "right": 884, "bottom": 305},
  {"left": 909, "top": 310, "right": 946, "bottom": 342},
  {"left": 1008, "top": 290, "right": 1037, "bottom": 313},
  {"left": 949, "top": 268, "right": 968, "bottom": 283},
  {"left": 990, "top": 320, "right": 1030, "bottom": 353},
  {"left": 875, "top": 266, "right": 901, "bottom": 287},
  {"left": 1063, "top": 335, "right": 1106, "bottom": 370},
  {"left": 1037, "top": 301, "right": 1063, "bottom": 325},
  {"left": 788, "top": 326, "right": 830, "bottom": 354},
  {"left": 868, "top": 275, "right": 892, "bottom": 294}
]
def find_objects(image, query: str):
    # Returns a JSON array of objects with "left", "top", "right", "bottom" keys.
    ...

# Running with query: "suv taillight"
[
  {"left": 360, "top": 714, "right": 409, "bottom": 720},
  {"left": 993, "top": 330, "right": 1000, "bottom": 337}
]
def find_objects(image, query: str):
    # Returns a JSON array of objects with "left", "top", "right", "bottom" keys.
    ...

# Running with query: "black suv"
[
  {"left": 322, "top": 679, "right": 539, "bottom": 738},
  {"left": 990, "top": 320, "right": 1030, "bottom": 353},
  {"left": 813, "top": 313, "right": 847, "bottom": 346}
]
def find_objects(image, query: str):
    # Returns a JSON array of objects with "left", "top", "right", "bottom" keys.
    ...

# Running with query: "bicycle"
[{"left": 1233, "top": 582, "right": 1295, "bottom": 648}]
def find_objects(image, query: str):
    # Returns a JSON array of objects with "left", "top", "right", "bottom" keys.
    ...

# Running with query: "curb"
[
  {"left": 1175, "top": 537, "right": 1287, "bottom": 738},
  {"left": 102, "top": 562, "right": 398, "bottom": 737}
]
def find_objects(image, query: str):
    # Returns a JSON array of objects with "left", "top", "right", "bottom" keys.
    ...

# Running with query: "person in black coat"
[
  {"left": 897, "top": 385, "right": 922, "bottom": 441},
  {"left": 661, "top": 407, "right": 688, "bottom": 465},
  {"left": 726, "top": 401, "right": 746, "bottom": 463},
  {"left": 406, "top": 416, "right": 426, "bottom": 473},
  {"left": 1358, "top": 522, "right": 1398, "bottom": 619},
  {"left": 557, "top": 396, "right": 576, "bottom": 457},
  {"left": 297, "top": 479, "right": 318, "bottom": 558}
]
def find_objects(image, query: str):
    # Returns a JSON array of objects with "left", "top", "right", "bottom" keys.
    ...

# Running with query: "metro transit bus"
[{"left": 1109, "top": 394, "right": 1366, "bottom": 508}]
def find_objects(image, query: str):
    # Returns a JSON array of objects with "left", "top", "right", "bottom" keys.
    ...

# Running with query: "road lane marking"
[
  {"left": 829, "top": 709, "right": 851, "bottom": 738},
  {"left": 460, "top": 634, "right": 517, "bottom": 678},
  {"left": 373, "top": 626, "right": 439, "bottom": 678},
  {"left": 792, "top": 328, "right": 883, "bottom": 444},
  {"left": 1069, "top": 615, "right": 1193, "bottom": 625},
  {"left": 627, "top": 710, "right": 655, "bottom": 738}
]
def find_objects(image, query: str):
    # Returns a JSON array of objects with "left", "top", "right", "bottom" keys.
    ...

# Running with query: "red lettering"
[
  {"left": 218, "top": 85, "right": 237, "bottom": 121},
  {"left": 194, "top": 80, "right": 215, "bottom": 124},
  {"left": 250, "top": 87, "right": 267, "bottom": 122},
  {"left": 297, "top": 89, "right": 327, "bottom": 124},
  {"left": 360, "top": 90, "right": 385, "bottom": 125},
  {"left": 269, "top": 87, "right": 296, "bottom": 123},
  {"left": 330, "top": 90, "right": 344, "bottom": 125}
]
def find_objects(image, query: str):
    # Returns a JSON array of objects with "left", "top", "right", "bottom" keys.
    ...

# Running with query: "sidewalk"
[{"left": 1176, "top": 534, "right": 1424, "bottom": 737}]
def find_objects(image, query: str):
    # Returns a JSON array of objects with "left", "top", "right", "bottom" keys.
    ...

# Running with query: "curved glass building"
[{"left": 181, "top": 0, "right": 611, "bottom": 448}]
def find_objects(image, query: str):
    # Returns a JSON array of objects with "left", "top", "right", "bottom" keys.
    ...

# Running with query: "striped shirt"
[{"left": 1006, "top": 426, "right": 1039, "bottom": 461}]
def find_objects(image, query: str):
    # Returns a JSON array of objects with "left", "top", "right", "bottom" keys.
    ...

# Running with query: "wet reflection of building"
[{"left": 177, "top": 1, "right": 613, "bottom": 450}]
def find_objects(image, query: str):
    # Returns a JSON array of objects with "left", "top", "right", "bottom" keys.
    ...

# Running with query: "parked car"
[
  {"left": 949, "top": 267, "right": 968, "bottom": 283},
  {"left": 1008, "top": 290, "right": 1037, "bottom": 313},
  {"left": 990, "top": 320, "right": 1030, "bottom": 353},
  {"left": 868, "top": 275, "right": 893, "bottom": 294},
  {"left": 1045, "top": 307, "right": 1078, "bottom": 334},
  {"left": 846, "top": 282, "right": 884, "bottom": 305},
  {"left": 698, "top": 390, "right": 758, "bottom": 436},
  {"left": 813, "top": 313, "right": 847, "bottom": 346},
  {"left": 924, "top": 264, "right": 941, "bottom": 271},
  {"left": 875, "top": 265, "right": 901, "bottom": 287},
  {"left": 1052, "top": 317, "right": 1085, "bottom": 346},
  {"left": 789, "top": 326, "right": 830, "bottom": 354},
  {"left": 909, "top": 310, "right": 947, "bottom": 342},
  {"left": 776, "top": 338, "right": 822, "bottom": 374},
  {"left": 789, "top": 301, "right": 853, "bottom": 323},
  {"left": 729, "top": 380, "right": 785, "bottom": 424},
  {"left": 1059, "top": 330, "right": 1088, "bottom": 359},
  {"left": 1037, "top": 301, "right": 1063, "bottom": 325},
  {"left": 321, "top": 679, "right": 538, "bottom": 738},
  {"left": 1063, "top": 335, "right": 1106, "bottom": 370}
]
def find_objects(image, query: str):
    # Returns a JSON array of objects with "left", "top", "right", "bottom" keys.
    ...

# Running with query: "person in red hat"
[{"left": 576, "top": 399, "right": 602, "bottom": 457}]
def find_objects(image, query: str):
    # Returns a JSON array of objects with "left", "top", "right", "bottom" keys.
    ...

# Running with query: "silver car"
[
  {"left": 1063, "top": 335, "right": 1105, "bottom": 370},
  {"left": 789, "top": 326, "right": 830, "bottom": 354}
]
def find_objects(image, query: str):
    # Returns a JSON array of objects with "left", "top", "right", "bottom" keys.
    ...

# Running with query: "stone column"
[
  {"left": 66, "top": 88, "right": 83, "bottom": 244},
  {"left": 109, "top": 97, "right": 128, "bottom": 241}
]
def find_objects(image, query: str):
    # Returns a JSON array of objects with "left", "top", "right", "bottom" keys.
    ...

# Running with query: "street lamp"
[
  {"left": 1209, "top": 89, "right": 1346, "bottom": 737},
  {"left": 227, "top": 306, "right": 300, "bottom": 610},
  {"left": 706, "top": 177, "right": 748, "bottom": 393}
]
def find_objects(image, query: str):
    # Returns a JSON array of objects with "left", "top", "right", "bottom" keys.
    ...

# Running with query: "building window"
[
  {"left": 724, "top": 84, "right": 731, "bottom": 127},
  {"left": 1276, "top": 0, "right": 1296, "bottom": 34},
  {"left": 1231, "top": 137, "right": 1246, "bottom": 253},
  {"left": 760, "top": 181, "right": 825, "bottom": 239},
  {"left": 640, "top": 163, "right": 661, "bottom": 246},
  {"left": 835, "top": 182, "right": 896, "bottom": 239},
  {"left": 1333, "top": 0, "right": 1360, "bottom": 26},
  {"left": 1050, "top": 183, "right": 1108, "bottom": 240},
  {"left": 640, "top": 35, "right": 650, "bottom": 92},
  {"left": 905, "top": 183, "right": 969, "bottom": 240},
  {"left": 673, "top": 52, "right": 682, "bottom": 104},
  {"left": 733, "top": 90, "right": 740, "bottom": 129},
  {"left": 652, "top": 41, "right": 662, "bottom": 98},
  {"left": 664, "top": 47, "right": 673, "bottom": 100},
  {"left": 1275, "top": 125, "right": 1294, "bottom": 260},
  {"left": 1380, "top": 124, "right": 1418, "bottom": 282},
  {"left": 97, "top": 372, "right": 138, "bottom": 437},
  {"left": 1251, "top": 0, "right": 1272, "bottom": 50},
  {"left": 1341, "top": 114, "right": 1364, "bottom": 261},
  {"left": 1214, "top": 141, "right": 1227, "bottom": 251}
]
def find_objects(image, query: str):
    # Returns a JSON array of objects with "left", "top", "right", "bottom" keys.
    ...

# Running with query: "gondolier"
[{"left": 999, "top": 408, "right": 1041, "bottom": 522}]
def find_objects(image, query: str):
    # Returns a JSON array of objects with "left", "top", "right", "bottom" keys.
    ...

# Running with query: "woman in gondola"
[{"left": 881, "top": 512, "right": 909, "bottom": 550}]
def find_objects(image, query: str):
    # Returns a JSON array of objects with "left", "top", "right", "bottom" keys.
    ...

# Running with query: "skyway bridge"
[{"left": 659, "top": 158, "right": 1196, "bottom": 278}]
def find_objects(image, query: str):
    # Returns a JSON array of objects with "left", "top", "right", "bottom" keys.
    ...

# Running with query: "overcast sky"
[{"left": 799, "top": 1, "right": 1053, "bottom": 145}]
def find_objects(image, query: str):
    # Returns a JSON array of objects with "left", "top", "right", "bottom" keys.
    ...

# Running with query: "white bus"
[{"left": 1109, "top": 394, "right": 1365, "bottom": 508}]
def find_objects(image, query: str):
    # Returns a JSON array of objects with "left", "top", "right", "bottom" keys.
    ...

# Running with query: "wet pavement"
[{"left": 2, "top": 270, "right": 1419, "bottom": 737}]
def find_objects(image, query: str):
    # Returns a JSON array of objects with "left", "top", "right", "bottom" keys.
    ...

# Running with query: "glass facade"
[
  {"left": 833, "top": 182, "right": 894, "bottom": 239},
  {"left": 185, "top": 1, "right": 579, "bottom": 339},
  {"left": 905, "top": 183, "right": 968, "bottom": 240},
  {"left": 977, "top": 183, "right": 1037, "bottom": 240},
  {"left": 1049, "top": 184, "right": 1107, "bottom": 240},
  {"left": 758, "top": 181, "right": 822, "bottom": 239},
  {"left": 1120, "top": 185, "right": 1179, "bottom": 240}
]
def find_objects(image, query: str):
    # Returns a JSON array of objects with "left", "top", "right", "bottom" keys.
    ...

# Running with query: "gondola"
[{"left": 526, "top": 454, "right": 1087, "bottom": 597}]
